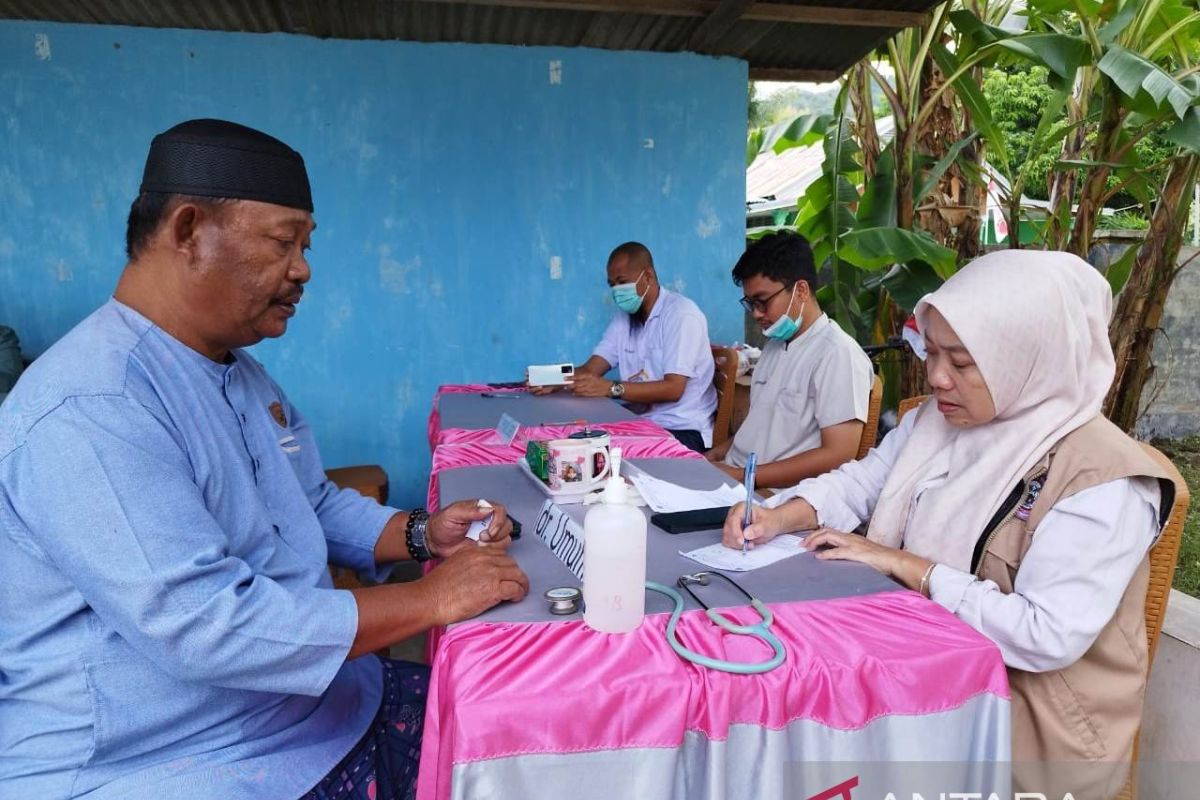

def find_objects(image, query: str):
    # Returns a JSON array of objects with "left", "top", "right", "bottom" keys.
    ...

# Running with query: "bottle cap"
[{"left": 601, "top": 446, "right": 627, "bottom": 504}]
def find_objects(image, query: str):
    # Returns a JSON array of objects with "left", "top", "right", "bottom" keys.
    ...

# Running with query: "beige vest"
[{"left": 973, "top": 417, "right": 1172, "bottom": 800}]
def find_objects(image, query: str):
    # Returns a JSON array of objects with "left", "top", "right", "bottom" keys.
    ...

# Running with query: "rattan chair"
[
  {"left": 1116, "top": 442, "right": 1190, "bottom": 800},
  {"left": 710, "top": 345, "right": 739, "bottom": 448},
  {"left": 855, "top": 373, "right": 884, "bottom": 459},
  {"left": 896, "top": 393, "right": 929, "bottom": 424},
  {"left": 1135, "top": 443, "right": 1190, "bottom": 663}
]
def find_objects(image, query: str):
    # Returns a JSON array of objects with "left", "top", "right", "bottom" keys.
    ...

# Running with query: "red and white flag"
[{"left": 902, "top": 314, "right": 926, "bottom": 361}]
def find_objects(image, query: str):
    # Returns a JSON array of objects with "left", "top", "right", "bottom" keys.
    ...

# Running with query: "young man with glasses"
[{"left": 706, "top": 231, "right": 873, "bottom": 488}]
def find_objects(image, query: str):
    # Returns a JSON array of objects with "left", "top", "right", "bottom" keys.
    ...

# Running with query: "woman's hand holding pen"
[
  {"left": 723, "top": 497, "right": 820, "bottom": 551},
  {"left": 723, "top": 502, "right": 784, "bottom": 550}
]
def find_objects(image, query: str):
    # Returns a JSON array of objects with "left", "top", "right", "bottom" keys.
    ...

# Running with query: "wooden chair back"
[
  {"left": 855, "top": 373, "right": 884, "bottom": 459},
  {"left": 325, "top": 465, "right": 389, "bottom": 592},
  {"left": 710, "top": 345, "right": 739, "bottom": 448}
]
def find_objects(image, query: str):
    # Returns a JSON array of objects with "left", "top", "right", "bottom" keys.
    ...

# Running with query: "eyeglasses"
[{"left": 739, "top": 284, "right": 793, "bottom": 313}]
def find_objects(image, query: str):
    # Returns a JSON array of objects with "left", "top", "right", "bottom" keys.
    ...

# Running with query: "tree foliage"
[
  {"left": 746, "top": 0, "right": 1200, "bottom": 427},
  {"left": 984, "top": 65, "right": 1061, "bottom": 200}
]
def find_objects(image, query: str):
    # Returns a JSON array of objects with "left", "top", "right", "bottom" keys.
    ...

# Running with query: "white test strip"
[{"left": 466, "top": 499, "right": 494, "bottom": 542}]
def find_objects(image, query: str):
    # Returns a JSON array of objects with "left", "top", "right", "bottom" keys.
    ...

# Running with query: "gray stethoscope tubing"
[{"left": 645, "top": 571, "right": 786, "bottom": 674}]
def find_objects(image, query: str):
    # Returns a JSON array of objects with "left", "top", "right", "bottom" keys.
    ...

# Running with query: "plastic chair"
[
  {"left": 710, "top": 345, "right": 739, "bottom": 448},
  {"left": 855, "top": 373, "right": 884, "bottom": 459}
]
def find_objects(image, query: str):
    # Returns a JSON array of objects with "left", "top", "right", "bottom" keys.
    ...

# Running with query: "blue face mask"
[
  {"left": 763, "top": 285, "right": 804, "bottom": 341},
  {"left": 611, "top": 271, "right": 647, "bottom": 314}
]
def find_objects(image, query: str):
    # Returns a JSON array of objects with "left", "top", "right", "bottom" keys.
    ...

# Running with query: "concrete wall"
[
  {"left": 0, "top": 21, "right": 748, "bottom": 506},
  {"left": 1085, "top": 238, "right": 1199, "bottom": 440},
  {"left": 1137, "top": 246, "right": 1200, "bottom": 440}
]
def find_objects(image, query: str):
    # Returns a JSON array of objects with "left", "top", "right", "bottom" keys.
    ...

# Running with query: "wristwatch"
[{"left": 609, "top": 381, "right": 625, "bottom": 399}]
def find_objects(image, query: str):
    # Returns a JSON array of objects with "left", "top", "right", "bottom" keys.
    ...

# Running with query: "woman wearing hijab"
[{"left": 723, "top": 250, "right": 1173, "bottom": 799}]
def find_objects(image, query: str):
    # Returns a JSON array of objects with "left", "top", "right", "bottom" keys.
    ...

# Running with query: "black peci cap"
[{"left": 139, "top": 118, "right": 313, "bottom": 212}]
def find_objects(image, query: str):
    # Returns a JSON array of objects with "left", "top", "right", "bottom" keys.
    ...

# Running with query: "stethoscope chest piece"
[{"left": 545, "top": 586, "right": 582, "bottom": 615}]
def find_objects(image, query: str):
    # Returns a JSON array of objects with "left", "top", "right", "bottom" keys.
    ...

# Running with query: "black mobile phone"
[
  {"left": 650, "top": 506, "right": 731, "bottom": 534},
  {"left": 510, "top": 517, "right": 522, "bottom": 540}
]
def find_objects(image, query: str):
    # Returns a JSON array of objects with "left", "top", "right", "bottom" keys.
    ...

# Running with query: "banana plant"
[
  {"left": 748, "top": 102, "right": 958, "bottom": 347},
  {"left": 949, "top": 0, "right": 1200, "bottom": 432},
  {"left": 950, "top": 0, "right": 1200, "bottom": 257}
]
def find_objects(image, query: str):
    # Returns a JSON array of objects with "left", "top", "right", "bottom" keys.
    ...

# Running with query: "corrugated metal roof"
[
  {"left": 746, "top": 118, "right": 1042, "bottom": 224},
  {"left": 0, "top": 0, "right": 943, "bottom": 81},
  {"left": 746, "top": 117, "right": 897, "bottom": 213}
]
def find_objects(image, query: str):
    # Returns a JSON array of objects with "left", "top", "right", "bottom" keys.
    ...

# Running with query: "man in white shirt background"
[
  {"left": 706, "top": 231, "right": 873, "bottom": 487},
  {"left": 532, "top": 241, "right": 717, "bottom": 452}
]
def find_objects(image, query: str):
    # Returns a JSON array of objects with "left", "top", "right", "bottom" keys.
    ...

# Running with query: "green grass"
[
  {"left": 1097, "top": 210, "right": 1150, "bottom": 231},
  {"left": 1153, "top": 437, "right": 1200, "bottom": 598}
]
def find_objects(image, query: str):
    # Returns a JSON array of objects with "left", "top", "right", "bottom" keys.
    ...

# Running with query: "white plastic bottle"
[{"left": 582, "top": 447, "right": 647, "bottom": 633}]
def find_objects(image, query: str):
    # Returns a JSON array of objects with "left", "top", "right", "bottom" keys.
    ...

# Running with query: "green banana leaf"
[
  {"left": 996, "top": 34, "right": 1093, "bottom": 87},
  {"left": 932, "top": 42, "right": 1011, "bottom": 173},
  {"left": 839, "top": 227, "right": 959, "bottom": 280},
  {"left": 1163, "top": 106, "right": 1200, "bottom": 152},
  {"left": 1098, "top": 46, "right": 1196, "bottom": 120},
  {"left": 916, "top": 130, "right": 980, "bottom": 205},
  {"left": 864, "top": 261, "right": 946, "bottom": 314},
  {"left": 1104, "top": 242, "right": 1139, "bottom": 295}
]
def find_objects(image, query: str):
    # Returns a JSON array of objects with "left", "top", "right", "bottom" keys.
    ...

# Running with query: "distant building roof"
[
  {"left": 746, "top": 116, "right": 1048, "bottom": 228},
  {"left": 747, "top": 115, "right": 896, "bottom": 216}
]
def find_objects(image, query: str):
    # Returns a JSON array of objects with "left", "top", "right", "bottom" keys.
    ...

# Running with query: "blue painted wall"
[{"left": 0, "top": 21, "right": 747, "bottom": 507}]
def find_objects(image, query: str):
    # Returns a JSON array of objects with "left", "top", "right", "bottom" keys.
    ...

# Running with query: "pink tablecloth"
[
  {"left": 416, "top": 590, "right": 1011, "bottom": 800},
  {"left": 417, "top": 386, "right": 1011, "bottom": 799},
  {"left": 425, "top": 385, "right": 701, "bottom": 509},
  {"left": 426, "top": 383, "right": 522, "bottom": 452}
]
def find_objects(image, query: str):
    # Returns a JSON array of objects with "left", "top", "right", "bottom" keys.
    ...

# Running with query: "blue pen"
[{"left": 742, "top": 452, "right": 757, "bottom": 556}]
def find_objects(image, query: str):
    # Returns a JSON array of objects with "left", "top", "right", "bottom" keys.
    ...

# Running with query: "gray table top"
[
  {"left": 438, "top": 457, "right": 899, "bottom": 625},
  {"left": 437, "top": 391, "right": 639, "bottom": 430}
]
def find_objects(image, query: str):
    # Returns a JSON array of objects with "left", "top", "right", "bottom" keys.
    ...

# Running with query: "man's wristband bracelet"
[{"left": 405, "top": 508, "right": 433, "bottom": 562}]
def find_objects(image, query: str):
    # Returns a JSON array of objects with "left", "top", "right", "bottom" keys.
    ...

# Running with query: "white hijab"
[{"left": 866, "top": 250, "right": 1116, "bottom": 571}]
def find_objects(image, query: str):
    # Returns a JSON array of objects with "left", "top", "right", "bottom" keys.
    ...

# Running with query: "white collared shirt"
[
  {"left": 725, "top": 314, "right": 873, "bottom": 468},
  {"left": 593, "top": 288, "right": 717, "bottom": 445},
  {"left": 767, "top": 410, "right": 1162, "bottom": 672}
]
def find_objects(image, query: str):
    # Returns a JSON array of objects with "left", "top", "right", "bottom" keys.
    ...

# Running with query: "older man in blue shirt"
[{"left": 0, "top": 119, "right": 528, "bottom": 800}]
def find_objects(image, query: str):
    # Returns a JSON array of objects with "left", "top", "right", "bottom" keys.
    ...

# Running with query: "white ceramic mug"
[{"left": 547, "top": 432, "right": 611, "bottom": 491}]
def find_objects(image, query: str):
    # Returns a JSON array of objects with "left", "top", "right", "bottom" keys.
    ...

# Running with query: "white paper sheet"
[
  {"left": 680, "top": 534, "right": 807, "bottom": 572},
  {"left": 623, "top": 463, "right": 747, "bottom": 513}
]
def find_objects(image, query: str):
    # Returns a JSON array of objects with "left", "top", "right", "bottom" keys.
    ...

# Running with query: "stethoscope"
[{"left": 645, "top": 571, "right": 786, "bottom": 674}]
